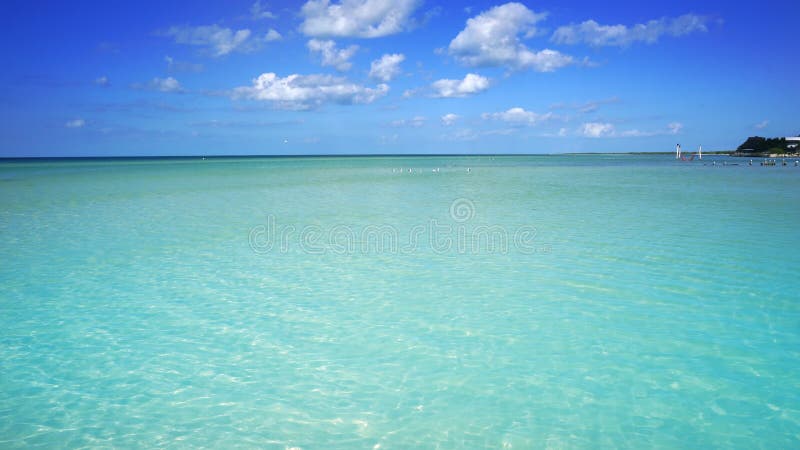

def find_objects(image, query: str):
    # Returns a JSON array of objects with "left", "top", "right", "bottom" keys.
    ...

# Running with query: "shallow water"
[{"left": 1, "top": 155, "right": 799, "bottom": 448}]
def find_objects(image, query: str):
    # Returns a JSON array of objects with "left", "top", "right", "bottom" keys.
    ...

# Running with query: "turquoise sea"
[{"left": 1, "top": 154, "right": 799, "bottom": 448}]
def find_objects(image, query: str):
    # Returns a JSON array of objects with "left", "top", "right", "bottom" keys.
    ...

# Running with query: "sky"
[{"left": 0, "top": 0, "right": 798, "bottom": 156}]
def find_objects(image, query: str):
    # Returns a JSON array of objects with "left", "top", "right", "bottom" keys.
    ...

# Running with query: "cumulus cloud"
[
  {"left": 369, "top": 53, "right": 405, "bottom": 82},
  {"left": 552, "top": 14, "right": 709, "bottom": 47},
  {"left": 307, "top": 39, "right": 358, "bottom": 71},
  {"left": 441, "top": 113, "right": 459, "bottom": 126},
  {"left": 65, "top": 119, "right": 85, "bottom": 128},
  {"left": 429, "top": 73, "right": 489, "bottom": 98},
  {"left": 580, "top": 122, "right": 615, "bottom": 137},
  {"left": 251, "top": 1, "right": 277, "bottom": 19},
  {"left": 300, "top": 0, "right": 421, "bottom": 38},
  {"left": 265, "top": 29, "right": 282, "bottom": 41},
  {"left": 448, "top": 2, "right": 574, "bottom": 72},
  {"left": 232, "top": 72, "right": 389, "bottom": 110},
  {"left": 163, "top": 24, "right": 279, "bottom": 56},
  {"left": 482, "top": 107, "right": 554, "bottom": 126},
  {"left": 391, "top": 116, "right": 425, "bottom": 127}
]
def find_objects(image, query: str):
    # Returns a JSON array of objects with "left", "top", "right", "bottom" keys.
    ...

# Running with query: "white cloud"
[
  {"left": 578, "top": 97, "right": 619, "bottom": 113},
  {"left": 441, "top": 128, "right": 479, "bottom": 141},
  {"left": 232, "top": 72, "right": 389, "bottom": 110},
  {"left": 582, "top": 121, "right": 683, "bottom": 138},
  {"left": 307, "top": 39, "right": 358, "bottom": 71},
  {"left": 163, "top": 24, "right": 278, "bottom": 56},
  {"left": 165, "top": 25, "right": 251, "bottom": 56},
  {"left": 482, "top": 107, "right": 554, "bottom": 126},
  {"left": 165, "top": 55, "right": 204, "bottom": 73},
  {"left": 265, "top": 29, "right": 282, "bottom": 41},
  {"left": 441, "top": 113, "right": 459, "bottom": 126},
  {"left": 251, "top": 1, "right": 277, "bottom": 19},
  {"left": 430, "top": 73, "right": 489, "bottom": 98},
  {"left": 94, "top": 76, "right": 110, "bottom": 87},
  {"left": 300, "top": 0, "right": 421, "bottom": 38},
  {"left": 580, "top": 122, "right": 615, "bottom": 137},
  {"left": 667, "top": 122, "right": 683, "bottom": 134},
  {"left": 391, "top": 116, "right": 425, "bottom": 127},
  {"left": 619, "top": 128, "right": 655, "bottom": 137},
  {"left": 369, "top": 53, "right": 405, "bottom": 82},
  {"left": 448, "top": 2, "right": 574, "bottom": 72},
  {"left": 754, "top": 120, "right": 769, "bottom": 130},
  {"left": 379, "top": 134, "right": 399, "bottom": 145},
  {"left": 148, "top": 77, "right": 183, "bottom": 92},
  {"left": 552, "top": 14, "right": 709, "bottom": 47},
  {"left": 131, "top": 77, "right": 184, "bottom": 92},
  {"left": 65, "top": 119, "right": 85, "bottom": 128}
]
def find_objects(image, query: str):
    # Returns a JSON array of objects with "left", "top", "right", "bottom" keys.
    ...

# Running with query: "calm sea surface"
[{"left": 1, "top": 155, "right": 799, "bottom": 448}]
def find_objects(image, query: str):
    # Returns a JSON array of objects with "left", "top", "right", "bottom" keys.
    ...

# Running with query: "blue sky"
[{"left": 1, "top": 0, "right": 797, "bottom": 156}]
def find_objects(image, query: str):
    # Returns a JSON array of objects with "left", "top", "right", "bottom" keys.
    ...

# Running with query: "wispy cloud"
[
  {"left": 552, "top": 14, "right": 710, "bottom": 47},
  {"left": 576, "top": 97, "right": 620, "bottom": 113},
  {"left": 232, "top": 72, "right": 389, "bottom": 110},
  {"left": 307, "top": 39, "right": 358, "bottom": 71},
  {"left": 369, "top": 53, "right": 405, "bottom": 82},
  {"left": 250, "top": 1, "right": 277, "bottom": 19},
  {"left": 300, "top": 0, "right": 421, "bottom": 38},
  {"left": 482, "top": 107, "right": 554, "bottom": 126},
  {"left": 754, "top": 120, "right": 769, "bottom": 130},
  {"left": 155, "top": 77, "right": 182, "bottom": 93},
  {"left": 94, "top": 76, "right": 110, "bottom": 87},
  {"left": 189, "top": 119, "right": 303, "bottom": 128},
  {"left": 162, "top": 24, "right": 279, "bottom": 57},
  {"left": 667, "top": 122, "right": 683, "bottom": 135},
  {"left": 548, "top": 97, "right": 620, "bottom": 119},
  {"left": 448, "top": 2, "right": 575, "bottom": 72},
  {"left": 132, "top": 77, "right": 183, "bottom": 93},
  {"left": 441, "top": 113, "right": 459, "bottom": 126},
  {"left": 580, "top": 121, "right": 683, "bottom": 138},
  {"left": 65, "top": 118, "right": 85, "bottom": 128},
  {"left": 165, "top": 55, "right": 204, "bottom": 73},
  {"left": 440, "top": 128, "right": 479, "bottom": 141},
  {"left": 391, "top": 116, "right": 426, "bottom": 127}
]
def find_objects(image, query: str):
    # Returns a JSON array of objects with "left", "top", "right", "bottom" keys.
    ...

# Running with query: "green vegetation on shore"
[{"left": 733, "top": 134, "right": 800, "bottom": 156}]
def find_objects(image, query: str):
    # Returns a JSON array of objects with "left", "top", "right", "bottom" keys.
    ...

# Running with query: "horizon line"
[{"left": 0, "top": 150, "right": 732, "bottom": 160}]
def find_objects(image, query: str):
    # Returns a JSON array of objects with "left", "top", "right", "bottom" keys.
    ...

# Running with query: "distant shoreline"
[{"left": 0, "top": 152, "right": 736, "bottom": 161}]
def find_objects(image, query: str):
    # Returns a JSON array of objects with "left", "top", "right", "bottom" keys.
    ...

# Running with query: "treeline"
[{"left": 737, "top": 136, "right": 796, "bottom": 152}]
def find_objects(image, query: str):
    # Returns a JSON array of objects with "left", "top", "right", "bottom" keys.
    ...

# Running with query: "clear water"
[{"left": 1, "top": 155, "right": 798, "bottom": 448}]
